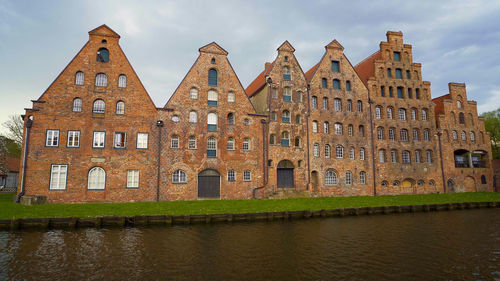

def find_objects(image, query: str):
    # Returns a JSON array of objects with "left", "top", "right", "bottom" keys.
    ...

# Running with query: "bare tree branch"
[{"left": 1, "top": 115, "right": 24, "bottom": 146}]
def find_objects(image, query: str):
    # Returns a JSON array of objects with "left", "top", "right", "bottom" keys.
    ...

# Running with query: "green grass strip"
[{"left": 1, "top": 192, "right": 499, "bottom": 220}]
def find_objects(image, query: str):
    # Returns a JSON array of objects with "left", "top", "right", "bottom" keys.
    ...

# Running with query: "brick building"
[{"left": 16, "top": 25, "right": 495, "bottom": 203}]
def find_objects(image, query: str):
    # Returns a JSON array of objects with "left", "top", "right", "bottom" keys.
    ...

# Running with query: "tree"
[
  {"left": 1, "top": 115, "right": 23, "bottom": 146},
  {"left": 482, "top": 108, "right": 500, "bottom": 159}
]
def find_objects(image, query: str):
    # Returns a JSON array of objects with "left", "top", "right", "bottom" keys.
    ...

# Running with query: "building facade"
[{"left": 16, "top": 25, "right": 495, "bottom": 203}]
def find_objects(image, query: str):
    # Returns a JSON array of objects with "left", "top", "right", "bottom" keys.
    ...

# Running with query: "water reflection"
[{"left": 1, "top": 209, "right": 499, "bottom": 280}]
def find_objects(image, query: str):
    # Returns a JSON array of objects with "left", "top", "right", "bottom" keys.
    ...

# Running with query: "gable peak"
[
  {"left": 277, "top": 40, "right": 295, "bottom": 52},
  {"left": 325, "top": 39, "right": 344, "bottom": 51},
  {"left": 88, "top": 24, "right": 121, "bottom": 39},
  {"left": 199, "top": 42, "right": 229, "bottom": 56}
]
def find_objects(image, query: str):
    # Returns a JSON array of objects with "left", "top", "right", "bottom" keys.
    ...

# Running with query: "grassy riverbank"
[{"left": 1, "top": 192, "right": 499, "bottom": 220}]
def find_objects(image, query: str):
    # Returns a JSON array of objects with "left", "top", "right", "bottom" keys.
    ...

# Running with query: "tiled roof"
[
  {"left": 354, "top": 50, "right": 381, "bottom": 86},
  {"left": 245, "top": 62, "right": 274, "bottom": 98},
  {"left": 432, "top": 94, "right": 451, "bottom": 116},
  {"left": 305, "top": 62, "right": 320, "bottom": 82}
]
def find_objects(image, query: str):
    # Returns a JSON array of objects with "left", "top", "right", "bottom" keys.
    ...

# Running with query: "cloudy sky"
[{"left": 1, "top": 0, "right": 499, "bottom": 132}]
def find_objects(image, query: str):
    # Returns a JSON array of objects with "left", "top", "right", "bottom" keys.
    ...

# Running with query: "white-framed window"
[
  {"left": 88, "top": 167, "right": 105, "bottom": 190},
  {"left": 208, "top": 90, "right": 218, "bottom": 106},
  {"left": 75, "top": 71, "right": 84, "bottom": 85},
  {"left": 207, "top": 112, "right": 218, "bottom": 131},
  {"left": 172, "top": 170, "right": 187, "bottom": 183},
  {"left": 391, "top": 150, "right": 397, "bottom": 163},
  {"left": 402, "top": 150, "right": 411, "bottom": 164},
  {"left": 207, "top": 137, "right": 217, "bottom": 157},
  {"left": 379, "top": 149, "right": 386, "bottom": 163},
  {"left": 313, "top": 143, "right": 320, "bottom": 157},
  {"left": 336, "top": 145, "right": 344, "bottom": 158},
  {"left": 312, "top": 121, "right": 318, "bottom": 133},
  {"left": 188, "top": 136, "right": 197, "bottom": 149},
  {"left": 413, "top": 129, "right": 419, "bottom": 141},
  {"left": 345, "top": 171, "right": 353, "bottom": 185},
  {"left": 116, "top": 101, "right": 125, "bottom": 114},
  {"left": 118, "top": 75, "right": 127, "bottom": 88},
  {"left": 312, "top": 96, "right": 317, "bottom": 109},
  {"left": 172, "top": 115, "right": 180, "bottom": 122},
  {"left": 323, "top": 97, "right": 329, "bottom": 110},
  {"left": 73, "top": 98, "right": 82, "bottom": 112},
  {"left": 50, "top": 164, "right": 67, "bottom": 190},
  {"left": 228, "top": 92, "right": 235, "bottom": 102},
  {"left": 377, "top": 127, "right": 384, "bottom": 140},
  {"left": 422, "top": 109, "right": 427, "bottom": 121},
  {"left": 398, "top": 108, "right": 406, "bottom": 120},
  {"left": 389, "top": 128, "right": 395, "bottom": 140},
  {"left": 325, "top": 144, "right": 331, "bottom": 158},
  {"left": 171, "top": 135, "right": 179, "bottom": 148},
  {"left": 347, "top": 100, "right": 352, "bottom": 112},
  {"left": 190, "top": 88, "right": 198, "bottom": 99},
  {"left": 228, "top": 170, "right": 236, "bottom": 182},
  {"left": 127, "top": 170, "right": 139, "bottom": 188},
  {"left": 375, "top": 107, "right": 381, "bottom": 119},
  {"left": 400, "top": 129, "right": 409, "bottom": 142},
  {"left": 349, "top": 147, "right": 355, "bottom": 160},
  {"left": 348, "top": 124, "right": 353, "bottom": 137},
  {"left": 387, "top": 107, "right": 393, "bottom": 119},
  {"left": 93, "top": 99, "right": 105, "bottom": 113},
  {"left": 470, "top": 131, "right": 475, "bottom": 142},
  {"left": 324, "top": 122, "right": 329, "bottom": 134},
  {"left": 296, "top": 91, "right": 303, "bottom": 103},
  {"left": 67, "top": 131, "right": 80, "bottom": 147},
  {"left": 282, "top": 110, "right": 290, "bottom": 123},
  {"left": 243, "top": 170, "right": 251, "bottom": 182},
  {"left": 334, "top": 98, "right": 342, "bottom": 111},
  {"left": 359, "top": 125, "right": 365, "bottom": 137},
  {"left": 360, "top": 171, "right": 366, "bottom": 185},
  {"left": 95, "top": 73, "right": 108, "bottom": 87},
  {"left": 461, "top": 131, "right": 466, "bottom": 141},
  {"left": 283, "top": 87, "right": 292, "bottom": 102},
  {"left": 114, "top": 132, "right": 127, "bottom": 148},
  {"left": 360, "top": 148, "right": 365, "bottom": 160},
  {"left": 46, "top": 130, "right": 60, "bottom": 147},
  {"left": 426, "top": 150, "right": 433, "bottom": 163},
  {"left": 411, "top": 109, "right": 417, "bottom": 120},
  {"left": 227, "top": 137, "right": 235, "bottom": 150},
  {"left": 243, "top": 138, "right": 250, "bottom": 151},
  {"left": 93, "top": 131, "right": 105, "bottom": 148},
  {"left": 189, "top": 111, "right": 197, "bottom": 123},
  {"left": 424, "top": 129, "right": 430, "bottom": 141},
  {"left": 452, "top": 130, "right": 458, "bottom": 140},
  {"left": 357, "top": 100, "right": 363, "bottom": 112},
  {"left": 137, "top": 133, "right": 148, "bottom": 149},
  {"left": 415, "top": 150, "right": 421, "bottom": 163},
  {"left": 325, "top": 169, "right": 338, "bottom": 186},
  {"left": 334, "top": 123, "right": 342, "bottom": 135}
]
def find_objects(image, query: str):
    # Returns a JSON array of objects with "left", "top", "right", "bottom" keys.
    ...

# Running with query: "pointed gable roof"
[
  {"left": 199, "top": 42, "right": 229, "bottom": 55},
  {"left": 325, "top": 39, "right": 344, "bottom": 51},
  {"left": 245, "top": 62, "right": 275, "bottom": 98},
  {"left": 305, "top": 63, "right": 320, "bottom": 82},
  {"left": 354, "top": 50, "right": 381, "bottom": 86},
  {"left": 88, "top": 24, "right": 121, "bottom": 38},
  {"left": 277, "top": 40, "right": 295, "bottom": 52}
]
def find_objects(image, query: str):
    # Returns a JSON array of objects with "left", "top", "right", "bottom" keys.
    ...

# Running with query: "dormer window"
[{"left": 97, "top": 48, "right": 109, "bottom": 62}]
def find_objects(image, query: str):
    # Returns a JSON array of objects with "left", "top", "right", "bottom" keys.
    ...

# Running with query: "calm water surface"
[{"left": 1, "top": 209, "right": 499, "bottom": 280}]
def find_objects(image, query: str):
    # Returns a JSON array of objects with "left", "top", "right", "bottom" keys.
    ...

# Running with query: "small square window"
[
  {"left": 67, "top": 131, "right": 80, "bottom": 148},
  {"left": 137, "top": 133, "right": 148, "bottom": 149},
  {"left": 46, "top": 130, "right": 60, "bottom": 147}
]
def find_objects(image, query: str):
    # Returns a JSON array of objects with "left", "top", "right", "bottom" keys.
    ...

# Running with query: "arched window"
[
  {"left": 461, "top": 131, "right": 466, "bottom": 141},
  {"left": 426, "top": 150, "right": 433, "bottom": 163},
  {"left": 452, "top": 130, "right": 458, "bottom": 140},
  {"left": 336, "top": 145, "right": 344, "bottom": 158},
  {"left": 281, "top": 131, "right": 290, "bottom": 146},
  {"left": 360, "top": 171, "right": 366, "bottom": 184},
  {"left": 357, "top": 100, "right": 363, "bottom": 112},
  {"left": 334, "top": 98, "right": 342, "bottom": 111},
  {"left": 415, "top": 150, "right": 421, "bottom": 163},
  {"left": 470, "top": 131, "right": 475, "bottom": 142},
  {"left": 387, "top": 107, "right": 393, "bottom": 119},
  {"left": 377, "top": 127, "right": 384, "bottom": 140},
  {"left": 390, "top": 149, "right": 398, "bottom": 163},
  {"left": 118, "top": 75, "right": 127, "bottom": 88},
  {"left": 459, "top": 112, "right": 465, "bottom": 124},
  {"left": 411, "top": 108, "right": 417, "bottom": 120},
  {"left": 379, "top": 149, "right": 386, "bottom": 163},
  {"left": 282, "top": 110, "right": 290, "bottom": 123},
  {"left": 325, "top": 144, "right": 331, "bottom": 158},
  {"left": 190, "top": 88, "right": 198, "bottom": 99},
  {"left": 398, "top": 108, "right": 406, "bottom": 120},
  {"left": 312, "top": 121, "right": 318, "bottom": 133},
  {"left": 389, "top": 128, "right": 395, "bottom": 140},
  {"left": 93, "top": 99, "right": 105, "bottom": 113},
  {"left": 171, "top": 135, "right": 179, "bottom": 148},
  {"left": 207, "top": 137, "right": 217, "bottom": 157},
  {"left": 189, "top": 111, "right": 197, "bottom": 123},
  {"left": 400, "top": 129, "right": 409, "bottom": 141},
  {"left": 283, "top": 66, "right": 291, "bottom": 81},
  {"left": 402, "top": 150, "right": 411, "bottom": 164},
  {"left": 270, "top": 134, "right": 276, "bottom": 145},
  {"left": 296, "top": 91, "right": 303, "bottom": 103},
  {"left": 227, "top": 137, "right": 235, "bottom": 150},
  {"left": 295, "top": 137, "right": 301, "bottom": 147},
  {"left": 348, "top": 124, "right": 353, "bottom": 136},
  {"left": 322, "top": 78, "right": 327, "bottom": 88},
  {"left": 359, "top": 125, "right": 365, "bottom": 137},
  {"left": 283, "top": 87, "right": 292, "bottom": 102},
  {"left": 97, "top": 48, "right": 109, "bottom": 62},
  {"left": 313, "top": 143, "right": 320, "bottom": 157},
  {"left": 172, "top": 170, "right": 187, "bottom": 183},
  {"left": 349, "top": 147, "right": 355, "bottom": 160},
  {"left": 207, "top": 113, "right": 217, "bottom": 131},
  {"left": 345, "top": 171, "right": 353, "bottom": 185},
  {"left": 325, "top": 169, "right": 338, "bottom": 186},
  {"left": 75, "top": 71, "right": 84, "bottom": 85},
  {"left": 88, "top": 167, "right": 105, "bottom": 189},
  {"left": 116, "top": 101, "right": 125, "bottom": 114},
  {"left": 208, "top": 69, "right": 218, "bottom": 86},
  {"left": 95, "top": 73, "right": 107, "bottom": 87},
  {"left": 324, "top": 122, "right": 329, "bottom": 134},
  {"left": 333, "top": 79, "right": 340, "bottom": 90},
  {"left": 457, "top": 100, "right": 462, "bottom": 108},
  {"left": 227, "top": 113, "right": 235, "bottom": 125},
  {"left": 208, "top": 90, "right": 218, "bottom": 106},
  {"left": 296, "top": 114, "right": 302, "bottom": 124},
  {"left": 311, "top": 96, "right": 317, "bottom": 108},
  {"left": 243, "top": 138, "right": 250, "bottom": 151},
  {"left": 211, "top": 58, "right": 216, "bottom": 64},
  {"left": 424, "top": 129, "right": 430, "bottom": 141},
  {"left": 347, "top": 99, "right": 352, "bottom": 112},
  {"left": 346, "top": 81, "right": 351, "bottom": 91},
  {"left": 72, "top": 98, "right": 82, "bottom": 112},
  {"left": 323, "top": 97, "right": 329, "bottom": 110},
  {"left": 228, "top": 92, "right": 235, "bottom": 103},
  {"left": 413, "top": 129, "right": 419, "bottom": 141},
  {"left": 188, "top": 136, "right": 197, "bottom": 149},
  {"left": 421, "top": 109, "right": 428, "bottom": 121},
  {"left": 334, "top": 123, "right": 342, "bottom": 135},
  {"left": 360, "top": 148, "right": 365, "bottom": 160},
  {"left": 375, "top": 106, "right": 382, "bottom": 119}
]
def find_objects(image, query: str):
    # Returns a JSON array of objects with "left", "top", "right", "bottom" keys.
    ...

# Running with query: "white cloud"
[{"left": 477, "top": 89, "right": 500, "bottom": 114}]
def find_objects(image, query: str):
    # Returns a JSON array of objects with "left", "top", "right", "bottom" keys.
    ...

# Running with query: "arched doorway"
[
  {"left": 402, "top": 178, "right": 415, "bottom": 193},
  {"left": 311, "top": 171, "right": 319, "bottom": 192},
  {"left": 277, "top": 160, "right": 294, "bottom": 188},
  {"left": 447, "top": 179, "right": 455, "bottom": 193},
  {"left": 198, "top": 169, "right": 220, "bottom": 198},
  {"left": 464, "top": 176, "right": 476, "bottom": 192}
]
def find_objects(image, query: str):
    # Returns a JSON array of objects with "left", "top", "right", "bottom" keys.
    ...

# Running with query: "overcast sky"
[{"left": 1, "top": 0, "right": 499, "bottom": 133}]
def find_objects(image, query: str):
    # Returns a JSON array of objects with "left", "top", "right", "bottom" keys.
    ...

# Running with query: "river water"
[{"left": 1, "top": 209, "right": 499, "bottom": 280}]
